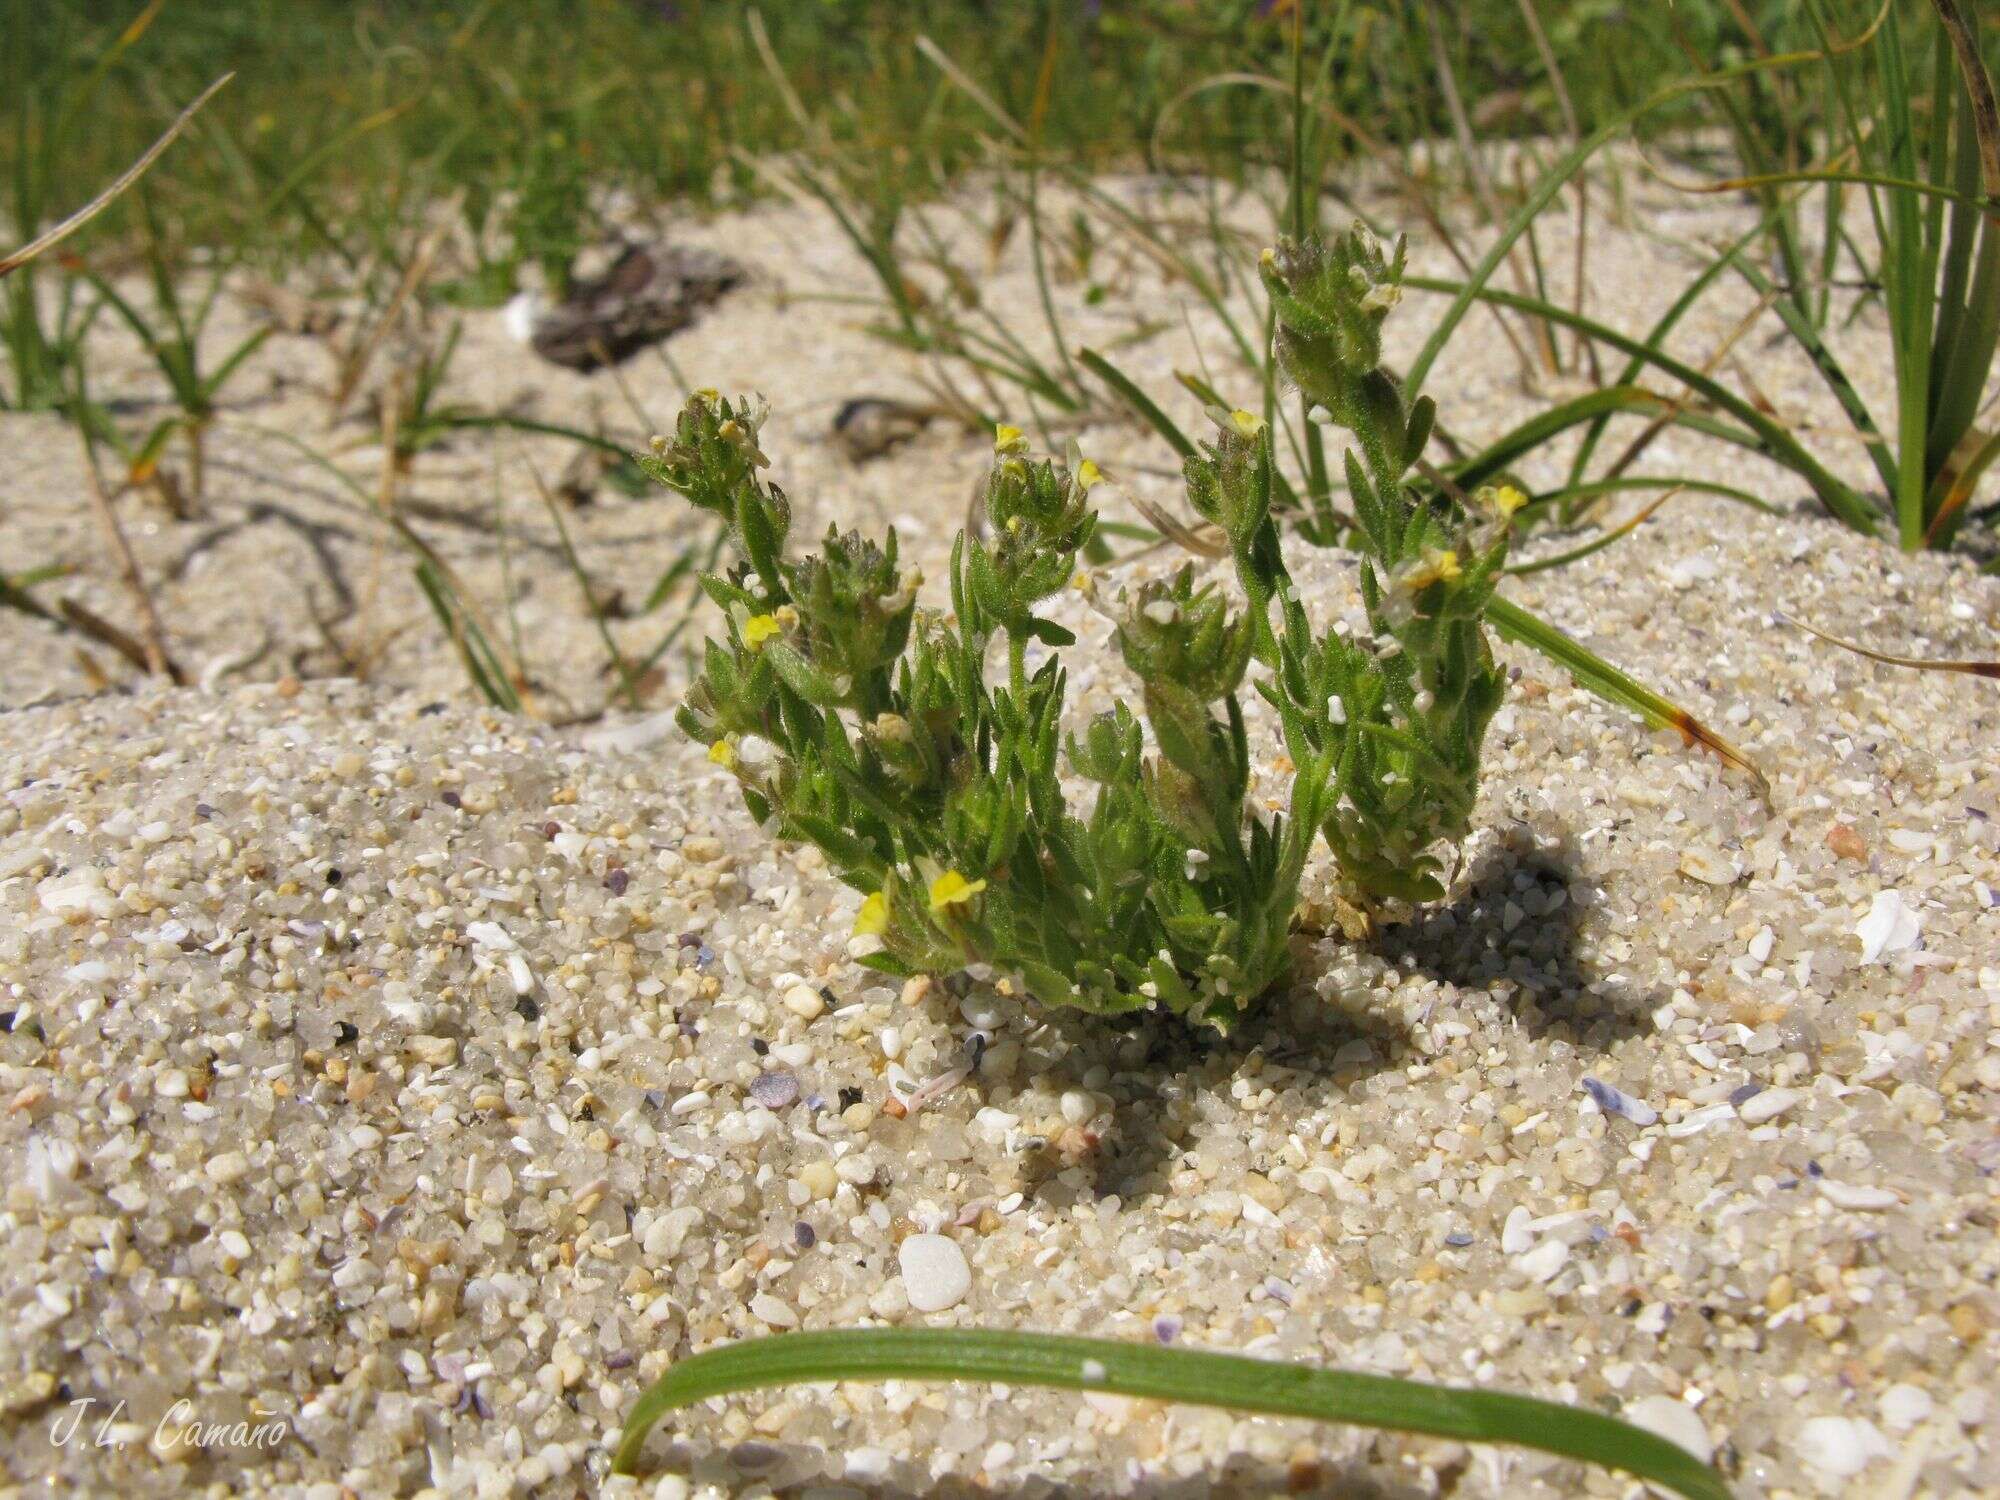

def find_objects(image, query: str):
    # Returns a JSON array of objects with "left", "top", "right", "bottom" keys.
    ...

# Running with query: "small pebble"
[
  {"left": 898, "top": 1233, "right": 972, "bottom": 1313},
  {"left": 1677, "top": 847, "right": 1738, "bottom": 885},
  {"left": 1515, "top": 1240, "right": 1569, "bottom": 1283},
  {"left": 749, "top": 1071, "right": 799, "bottom": 1110},
  {"left": 782, "top": 984, "right": 826, "bottom": 1020},
  {"left": 1795, "top": 1415, "right": 1893, "bottom": 1479},
  {"left": 1856, "top": 889, "right": 1921, "bottom": 963},
  {"left": 1879, "top": 1383, "right": 1934, "bottom": 1432},
  {"left": 1738, "top": 1086, "right": 1801, "bottom": 1125}
]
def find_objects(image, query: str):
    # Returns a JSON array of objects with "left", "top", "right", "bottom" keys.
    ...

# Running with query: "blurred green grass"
[{"left": 7, "top": 0, "right": 1810, "bottom": 264}]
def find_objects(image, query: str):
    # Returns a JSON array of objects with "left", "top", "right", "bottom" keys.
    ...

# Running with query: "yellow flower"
[
  {"left": 1258, "top": 246, "right": 1277, "bottom": 270},
  {"left": 708, "top": 736, "right": 738, "bottom": 769},
  {"left": 1399, "top": 549, "right": 1462, "bottom": 592},
  {"left": 742, "top": 613, "right": 781, "bottom": 649},
  {"left": 1228, "top": 408, "right": 1267, "bottom": 440},
  {"left": 695, "top": 387, "right": 721, "bottom": 403},
  {"left": 853, "top": 891, "right": 889, "bottom": 937},
  {"left": 928, "top": 869, "right": 988, "bottom": 916},
  {"left": 1487, "top": 483, "right": 1529, "bottom": 519},
  {"left": 1077, "top": 458, "right": 1105, "bottom": 490},
  {"left": 994, "top": 423, "right": 1028, "bottom": 455}
]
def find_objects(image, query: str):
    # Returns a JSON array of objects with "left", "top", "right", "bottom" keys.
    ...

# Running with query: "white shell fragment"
[
  {"left": 1625, "top": 1395, "right": 1714, "bottom": 1466},
  {"left": 1581, "top": 1076, "right": 1657, "bottom": 1126},
  {"left": 1817, "top": 1179, "right": 1900, "bottom": 1211},
  {"left": 1737, "top": 1087, "right": 1802, "bottom": 1125},
  {"left": 1856, "top": 889, "right": 1921, "bottom": 963}
]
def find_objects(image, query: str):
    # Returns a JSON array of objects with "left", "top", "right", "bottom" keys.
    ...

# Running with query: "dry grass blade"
[
  {"left": 517, "top": 443, "right": 644, "bottom": 709},
  {"left": 1583, "top": 287, "right": 1780, "bottom": 513},
  {"left": 54, "top": 597, "right": 165, "bottom": 679},
  {"left": 1507, "top": 487, "right": 1680, "bottom": 577},
  {"left": 1148, "top": 72, "right": 1540, "bottom": 381},
  {"left": 328, "top": 207, "right": 457, "bottom": 424},
  {"left": 76, "top": 430, "right": 184, "bottom": 684},
  {"left": 1778, "top": 612, "right": 1998, "bottom": 678},
  {"left": 1126, "top": 489, "right": 1228, "bottom": 559},
  {"left": 1513, "top": 0, "right": 1593, "bottom": 372},
  {"left": 1930, "top": 0, "right": 2000, "bottom": 203},
  {"left": 0, "top": 74, "right": 232, "bottom": 278},
  {"left": 1923, "top": 426, "right": 2000, "bottom": 545}
]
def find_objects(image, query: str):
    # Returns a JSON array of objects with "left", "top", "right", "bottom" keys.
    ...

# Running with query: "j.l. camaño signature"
[{"left": 49, "top": 1396, "right": 289, "bottom": 1453}]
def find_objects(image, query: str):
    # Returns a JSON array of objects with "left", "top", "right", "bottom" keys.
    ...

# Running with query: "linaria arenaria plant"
[
  {"left": 642, "top": 230, "right": 1517, "bottom": 1025},
  {"left": 1248, "top": 226, "right": 1516, "bottom": 915},
  {"left": 640, "top": 393, "right": 1330, "bottom": 1031}
]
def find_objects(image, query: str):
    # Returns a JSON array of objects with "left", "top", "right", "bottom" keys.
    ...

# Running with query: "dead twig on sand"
[{"left": 76, "top": 430, "right": 184, "bottom": 684}]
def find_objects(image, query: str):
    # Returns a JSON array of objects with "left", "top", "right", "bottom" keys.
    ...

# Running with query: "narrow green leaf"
[
  {"left": 1488, "top": 597, "right": 1768, "bottom": 797},
  {"left": 613, "top": 1329, "right": 1732, "bottom": 1500},
  {"left": 1078, "top": 347, "right": 1196, "bottom": 458}
]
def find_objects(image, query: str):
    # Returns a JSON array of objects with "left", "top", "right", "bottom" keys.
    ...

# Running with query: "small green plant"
[
  {"left": 0, "top": 249, "right": 102, "bottom": 416},
  {"left": 0, "top": 76, "right": 226, "bottom": 678},
  {"left": 85, "top": 187, "right": 272, "bottom": 506},
  {"left": 642, "top": 228, "right": 1514, "bottom": 1025}
]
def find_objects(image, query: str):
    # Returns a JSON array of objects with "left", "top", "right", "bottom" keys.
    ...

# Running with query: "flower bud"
[{"left": 1115, "top": 565, "right": 1253, "bottom": 704}]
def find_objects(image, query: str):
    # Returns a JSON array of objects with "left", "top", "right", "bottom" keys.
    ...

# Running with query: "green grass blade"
[
  {"left": 1725, "top": 254, "right": 1898, "bottom": 497},
  {"left": 1078, "top": 346, "right": 1196, "bottom": 458},
  {"left": 1488, "top": 596, "right": 1767, "bottom": 797},
  {"left": 1405, "top": 274, "right": 1879, "bottom": 534},
  {"left": 200, "top": 324, "right": 275, "bottom": 403},
  {"left": 433, "top": 412, "right": 637, "bottom": 457},
  {"left": 415, "top": 561, "right": 521, "bottom": 713},
  {"left": 0, "top": 569, "right": 63, "bottom": 622},
  {"left": 612, "top": 1329, "right": 1732, "bottom": 1500},
  {"left": 1663, "top": 163, "right": 1996, "bottom": 211},
  {"left": 521, "top": 450, "right": 642, "bottom": 709},
  {"left": 1443, "top": 385, "right": 1754, "bottom": 495},
  {"left": 1563, "top": 200, "right": 1840, "bottom": 502},
  {"left": 1081, "top": 346, "right": 1321, "bottom": 526},
  {"left": 1402, "top": 35, "right": 1900, "bottom": 405},
  {"left": 1547, "top": 474, "right": 1780, "bottom": 520}
]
